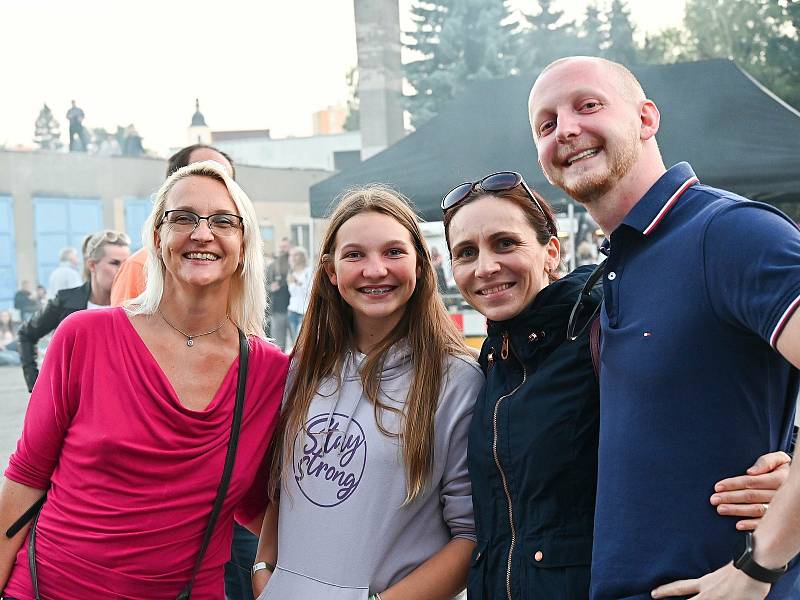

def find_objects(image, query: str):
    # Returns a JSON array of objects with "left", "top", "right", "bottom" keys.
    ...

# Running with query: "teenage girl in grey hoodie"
[{"left": 253, "top": 186, "right": 484, "bottom": 600}]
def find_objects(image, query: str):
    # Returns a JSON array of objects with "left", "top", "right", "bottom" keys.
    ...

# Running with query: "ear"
[
  {"left": 323, "top": 255, "right": 337, "bottom": 286},
  {"left": 153, "top": 226, "right": 162, "bottom": 257},
  {"left": 546, "top": 235, "right": 560, "bottom": 272},
  {"left": 639, "top": 99, "right": 660, "bottom": 141},
  {"left": 87, "top": 258, "right": 98, "bottom": 274}
]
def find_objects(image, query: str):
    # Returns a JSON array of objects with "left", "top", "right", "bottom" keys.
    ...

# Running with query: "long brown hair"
[{"left": 273, "top": 184, "right": 470, "bottom": 503}]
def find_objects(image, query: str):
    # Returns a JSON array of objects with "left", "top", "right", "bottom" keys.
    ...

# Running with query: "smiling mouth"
[
  {"left": 477, "top": 283, "right": 515, "bottom": 296},
  {"left": 184, "top": 252, "right": 220, "bottom": 261},
  {"left": 359, "top": 286, "right": 395, "bottom": 296},
  {"left": 564, "top": 148, "right": 601, "bottom": 167}
]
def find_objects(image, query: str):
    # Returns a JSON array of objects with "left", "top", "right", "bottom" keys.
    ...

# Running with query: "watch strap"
[
  {"left": 733, "top": 531, "right": 787, "bottom": 584},
  {"left": 252, "top": 560, "right": 275, "bottom": 576}
]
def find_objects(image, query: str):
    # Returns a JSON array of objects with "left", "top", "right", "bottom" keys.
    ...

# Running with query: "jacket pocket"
[{"left": 521, "top": 536, "right": 592, "bottom": 599}]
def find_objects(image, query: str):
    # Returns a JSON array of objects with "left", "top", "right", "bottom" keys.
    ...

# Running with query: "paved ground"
[{"left": 0, "top": 365, "right": 29, "bottom": 472}]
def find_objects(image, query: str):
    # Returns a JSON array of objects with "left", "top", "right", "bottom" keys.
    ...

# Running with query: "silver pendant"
[{"left": 187, "top": 339, "right": 194, "bottom": 347}]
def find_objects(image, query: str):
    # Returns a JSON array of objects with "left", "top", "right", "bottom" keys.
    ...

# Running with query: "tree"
[
  {"left": 605, "top": 0, "right": 638, "bottom": 65},
  {"left": 514, "top": 0, "right": 579, "bottom": 73},
  {"left": 639, "top": 26, "right": 694, "bottom": 64},
  {"left": 764, "top": 0, "right": 800, "bottom": 110},
  {"left": 343, "top": 67, "right": 360, "bottom": 132},
  {"left": 33, "top": 104, "right": 62, "bottom": 150},
  {"left": 646, "top": 0, "right": 800, "bottom": 110},
  {"left": 577, "top": 2, "right": 607, "bottom": 57},
  {"left": 403, "top": 0, "right": 518, "bottom": 127}
]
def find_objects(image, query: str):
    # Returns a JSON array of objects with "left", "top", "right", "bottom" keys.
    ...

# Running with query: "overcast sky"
[{"left": 0, "top": 0, "right": 685, "bottom": 155}]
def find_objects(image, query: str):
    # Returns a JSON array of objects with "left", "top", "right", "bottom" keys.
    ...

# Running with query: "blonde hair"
[
  {"left": 126, "top": 160, "right": 266, "bottom": 338},
  {"left": 272, "top": 184, "right": 471, "bottom": 503},
  {"left": 81, "top": 230, "right": 131, "bottom": 280}
]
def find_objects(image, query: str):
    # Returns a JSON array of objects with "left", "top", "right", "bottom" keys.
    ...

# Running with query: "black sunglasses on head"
[{"left": 441, "top": 171, "right": 557, "bottom": 236}]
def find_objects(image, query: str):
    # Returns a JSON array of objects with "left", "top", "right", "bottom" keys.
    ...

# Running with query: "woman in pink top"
[{"left": 0, "top": 160, "right": 288, "bottom": 599}]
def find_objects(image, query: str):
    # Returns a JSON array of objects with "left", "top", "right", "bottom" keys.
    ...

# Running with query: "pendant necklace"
[{"left": 158, "top": 309, "right": 229, "bottom": 347}]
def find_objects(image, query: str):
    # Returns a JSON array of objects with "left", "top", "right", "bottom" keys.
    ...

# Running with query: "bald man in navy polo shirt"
[{"left": 529, "top": 56, "right": 800, "bottom": 600}]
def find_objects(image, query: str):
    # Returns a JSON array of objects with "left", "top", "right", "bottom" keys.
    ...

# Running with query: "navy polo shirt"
[{"left": 591, "top": 163, "right": 800, "bottom": 600}]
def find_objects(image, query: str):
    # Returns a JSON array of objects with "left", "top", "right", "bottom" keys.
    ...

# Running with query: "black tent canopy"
[{"left": 310, "top": 59, "right": 800, "bottom": 221}]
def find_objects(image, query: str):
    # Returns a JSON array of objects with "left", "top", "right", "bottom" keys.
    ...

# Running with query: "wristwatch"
[
  {"left": 733, "top": 531, "right": 787, "bottom": 584},
  {"left": 251, "top": 561, "right": 275, "bottom": 577}
]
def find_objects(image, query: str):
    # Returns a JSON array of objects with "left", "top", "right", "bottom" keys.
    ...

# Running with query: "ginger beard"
[{"left": 544, "top": 124, "right": 642, "bottom": 206}]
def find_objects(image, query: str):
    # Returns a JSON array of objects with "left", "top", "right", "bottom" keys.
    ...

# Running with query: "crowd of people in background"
[{"left": 1, "top": 55, "right": 800, "bottom": 600}]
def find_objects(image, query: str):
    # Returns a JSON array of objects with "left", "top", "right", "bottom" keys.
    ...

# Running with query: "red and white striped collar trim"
[{"left": 642, "top": 176, "right": 699, "bottom": 236}]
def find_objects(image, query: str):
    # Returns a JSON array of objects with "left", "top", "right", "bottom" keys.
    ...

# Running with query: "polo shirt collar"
[{"left": 620, "top": 162, "right": 699, "bottom": 236}]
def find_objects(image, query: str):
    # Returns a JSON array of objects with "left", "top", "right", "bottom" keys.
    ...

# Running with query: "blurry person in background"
[
  {"left": 286, "top": 247, "right": 311, "bottom": 347},
  {"left": 0, "top": 310, "right": 20, "bottom": 366},
  {"left": 13, "top": 281, "right": 38, "bottom": 323},
  {"left": 430, "top": 246, "right": 449, "bottom": 294},
  {"left": 266, "top": 237, "right": 291, "bottom": 351},
  {"left": 34, "top": 286, "right": 47, "bottom": 311},
  {"left": 122, "top": 124, "right": 144, "bottom": 157},
  {"left": 47, "top": 247, "right": 82, "bottom": 298},
  {"left": 18, "top": 230, "right": 130, "bottom": 392},
  {"left": 111, "top": 144, "right": 236, "bottom": 307},
  {"left": 66, "top": 100, "right": 88, "bottom": 152}
]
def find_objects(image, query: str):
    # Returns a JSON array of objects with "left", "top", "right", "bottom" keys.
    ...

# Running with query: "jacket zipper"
[{"left": 492, "top": 331, "right": 526, "bottom": 600}]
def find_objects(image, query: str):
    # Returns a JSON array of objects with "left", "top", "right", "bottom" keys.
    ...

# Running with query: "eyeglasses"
[
  {"left": 566, "top": 260, "right": 605, "bottom": 341},
  {"left": 161, "top": 210, "right": 243, "bottom": 236},
  {"left": 441, "top": 171, "right": 557, "bottom": 236}
]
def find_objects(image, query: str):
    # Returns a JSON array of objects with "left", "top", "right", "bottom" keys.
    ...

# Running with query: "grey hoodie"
[{"left": 257, "top": 344, "right": 484, "bottom": 600}]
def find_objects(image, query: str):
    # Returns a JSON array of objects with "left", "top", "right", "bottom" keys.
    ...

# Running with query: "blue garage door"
[
  {"left": 34, "top": 197, "right": 103, "bottom": 287},
  {"left": 0, "top": 196, "right": 16, "bottom": 308},
  {"left": 124, "top": 197, "right": 153, "bottom": 251}
]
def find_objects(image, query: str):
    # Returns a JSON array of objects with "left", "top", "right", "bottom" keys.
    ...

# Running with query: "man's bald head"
[{"left": 535, "top": 56, "right": 646, "bottom": 105}]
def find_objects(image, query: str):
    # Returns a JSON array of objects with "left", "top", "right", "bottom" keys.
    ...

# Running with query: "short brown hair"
[
  {"left": 166, "top": 144, "right": 236, "bottom": 179},
  {"left": 443, "top": 183, "right": 558, "bottom": 249}
]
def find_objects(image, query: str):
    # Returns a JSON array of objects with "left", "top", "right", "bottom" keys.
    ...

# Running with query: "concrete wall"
[
  {"left": 215, "top": 131, "right": 361, "bottom": 171},
  {"left": 0, "top": 149, "right": 332, "bottom": 286}
]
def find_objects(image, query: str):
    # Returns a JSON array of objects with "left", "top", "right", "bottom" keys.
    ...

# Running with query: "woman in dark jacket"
[
  {"left": 441, "top": 171, "right": 790, "bottom": 600},
  {"left": 18, "top": 229, "right": 130, "bottom": 391}
]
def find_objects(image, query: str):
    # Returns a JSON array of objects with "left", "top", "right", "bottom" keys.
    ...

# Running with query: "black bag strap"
[
  {"left": 17, "top": 328, "right": 249, "bottom": 600},
  {"left": 176, "top": 328, "right": 249, "bottom": 600},
  {"left": 5, "top": 494, "right": 45, "bottom": 539}
]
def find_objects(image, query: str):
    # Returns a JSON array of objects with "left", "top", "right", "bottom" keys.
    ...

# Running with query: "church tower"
[{"left": 187, "top": 99, "right": 212, "bottom": 145}]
